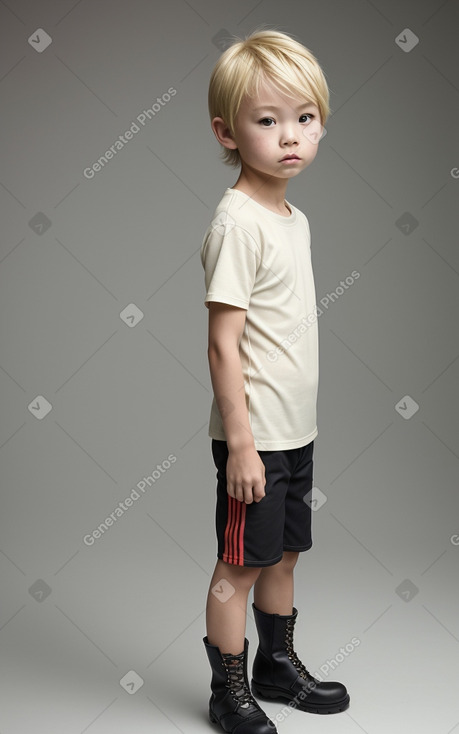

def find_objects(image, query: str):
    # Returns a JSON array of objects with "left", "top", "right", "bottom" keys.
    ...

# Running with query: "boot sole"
[{"left": 251, "top": 682, "right": 350, "bottom": 714}]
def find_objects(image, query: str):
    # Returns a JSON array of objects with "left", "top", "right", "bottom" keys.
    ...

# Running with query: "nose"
[{"left": 281, "top": 128, "right": 298, "bottom": 146}]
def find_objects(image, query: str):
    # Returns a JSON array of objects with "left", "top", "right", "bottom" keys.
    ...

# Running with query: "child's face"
[{"left": 232, "top": 79, "right": 322, "bottom": 180}]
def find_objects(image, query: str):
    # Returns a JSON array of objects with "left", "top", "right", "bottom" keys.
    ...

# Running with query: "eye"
[
  {"left": 299, "top": 113, "right": 314, "bottom": 124},
  {"left": 259, "top": 117, "right": 275, "bottom": 126}
]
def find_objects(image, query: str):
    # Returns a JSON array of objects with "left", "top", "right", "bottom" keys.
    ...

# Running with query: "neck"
[{"left": 232, "top": 166, "right": 290, "bottom": 215}]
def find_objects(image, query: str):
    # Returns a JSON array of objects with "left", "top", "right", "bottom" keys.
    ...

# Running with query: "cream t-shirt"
[{"left": 200, "top": 188, "right": 319, "bottom": 451}]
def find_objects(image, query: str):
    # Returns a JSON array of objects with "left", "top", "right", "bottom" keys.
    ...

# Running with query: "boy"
[{"left": 200, "top": 29, "right": 350, "bottom": 733}]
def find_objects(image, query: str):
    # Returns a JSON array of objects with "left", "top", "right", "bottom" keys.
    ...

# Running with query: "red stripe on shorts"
[{"left": 223, "top": 497, "right": 246, "bottom": 566}]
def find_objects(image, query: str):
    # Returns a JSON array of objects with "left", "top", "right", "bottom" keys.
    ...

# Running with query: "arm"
[{"left": 207, "top": 301, "right": 266, "bottom": 504}]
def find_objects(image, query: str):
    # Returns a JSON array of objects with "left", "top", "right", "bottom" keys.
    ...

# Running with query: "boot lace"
[
  {"left": 285, "top": 618, "right": 317, "bottom": 683},
  {"left": 221, "top": 652, "right": 255, "bottom": 709}
]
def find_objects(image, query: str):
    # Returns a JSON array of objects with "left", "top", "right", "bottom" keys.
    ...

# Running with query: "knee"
[
  {"left": 238, "top": 566, "right": 263, "bottom": 590},
  {"left": 219, "top": 562, "right": 262, "bottom": 591},
  {"left": 280, "top": 551, "right": 299, "bottom": 572}
]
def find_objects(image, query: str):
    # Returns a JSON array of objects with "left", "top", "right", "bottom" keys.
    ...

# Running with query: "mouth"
[{"left": 280, "top": 154, "right": 301, "bottom": 162}]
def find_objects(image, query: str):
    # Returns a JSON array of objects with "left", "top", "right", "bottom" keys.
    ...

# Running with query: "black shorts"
[{"left": 211, "top": 439, "right": 314, "bottom": 567}]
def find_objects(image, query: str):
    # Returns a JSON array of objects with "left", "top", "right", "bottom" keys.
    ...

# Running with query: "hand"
[{"left": 226, "top": 445, "right": 266, "bottom": 504}]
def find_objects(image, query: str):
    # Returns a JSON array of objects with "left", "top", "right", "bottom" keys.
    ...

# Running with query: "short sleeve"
[{"left": 200, "top": 211, "right": 260, "bottom": 310}]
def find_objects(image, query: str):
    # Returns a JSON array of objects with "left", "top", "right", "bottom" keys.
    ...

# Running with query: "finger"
[
  {"left": 259, "top": 460, "right": 267, "bottom": 486},
  {"left": 243, "top": 488, "right": 254, "bottom": 504},
  {"left": 253, "top": 490, "right": 265, "bottom": 502},
  {"left": 252, "top": 481, "right": 266, "bottom": 502},
  {"left": 234, "top": 484, "right": 245, "bottom": 503}
]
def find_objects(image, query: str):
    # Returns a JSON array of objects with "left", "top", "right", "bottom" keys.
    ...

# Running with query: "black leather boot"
[
  {"left": 251, "top": 604, "right": 350, "bottom": 714},
  {"left": 203, "top": 636, "right": 277, "bottom": 733}
]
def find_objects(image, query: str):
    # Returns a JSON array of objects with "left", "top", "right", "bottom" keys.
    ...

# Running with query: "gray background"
[{"left": 1, "top": 0, "right": 458, "bottom": 732}]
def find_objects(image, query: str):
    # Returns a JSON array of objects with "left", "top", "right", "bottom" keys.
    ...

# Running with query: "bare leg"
[
  {"left": 206, "top": 559, "right": 262, "bottom": 654},
  {"left": 253, "top": 551, "right": 299, "bottom": 614}
]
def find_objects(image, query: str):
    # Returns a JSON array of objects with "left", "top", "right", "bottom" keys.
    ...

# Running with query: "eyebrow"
[{"left": 252, "top": 102, "right": 317, "bottom": 112}]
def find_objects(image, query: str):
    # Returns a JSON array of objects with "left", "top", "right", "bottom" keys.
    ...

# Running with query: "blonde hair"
[{"left": 208, "top": 28, "right": 331, "bottom": 168}]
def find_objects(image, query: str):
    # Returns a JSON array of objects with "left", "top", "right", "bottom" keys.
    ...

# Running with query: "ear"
[{"left": 211, "top": 117, "right": 238, "bottom": 150}]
